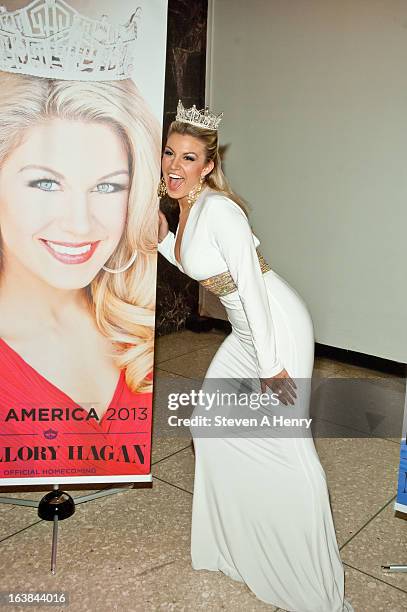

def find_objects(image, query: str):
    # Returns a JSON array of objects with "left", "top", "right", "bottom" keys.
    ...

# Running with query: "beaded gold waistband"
[{"left": 200, "top": 249, "right": 271, "bottom": 297}]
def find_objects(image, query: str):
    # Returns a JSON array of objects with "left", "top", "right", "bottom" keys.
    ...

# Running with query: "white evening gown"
[{"left": 158, "top": 188, "right": 353, "bottom": 612}]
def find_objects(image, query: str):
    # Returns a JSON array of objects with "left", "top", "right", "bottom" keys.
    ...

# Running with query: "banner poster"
[
  {"left": 395, "top": 383, "right": 407, "bottom": 513},
  {"left": 0, "top": 0, "right": 167, "bottom": 485}
]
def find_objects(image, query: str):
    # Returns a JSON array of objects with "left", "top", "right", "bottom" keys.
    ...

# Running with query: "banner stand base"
[
  {"left": 382, "top": 564, "right": 407, "bottom": 573},
  {"left": 0, "top": 483, "right": 132, "bottom": 573}
]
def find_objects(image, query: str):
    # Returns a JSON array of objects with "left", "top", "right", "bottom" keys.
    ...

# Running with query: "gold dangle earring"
[
  {"left": 187, "top": 176, "right": 204, "bottom": 209},
  {"left": 157, "top": 176, "right": 168, "bottom": 198}
]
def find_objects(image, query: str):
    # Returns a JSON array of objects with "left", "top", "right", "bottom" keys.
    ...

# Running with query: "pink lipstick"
[{"left": 40, "top": 239, "right": 100, "bottom": 264}]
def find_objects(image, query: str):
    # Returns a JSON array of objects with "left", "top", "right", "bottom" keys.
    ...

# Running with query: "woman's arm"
[
  {"left": 157, "top": 230, "right": 179, "bottom": 266},
  {"left": 157, "top": 210, "right": 179, "bottom": 266},
  {"left": 211, "top": 197, "right": 284, "bottom": 379}
]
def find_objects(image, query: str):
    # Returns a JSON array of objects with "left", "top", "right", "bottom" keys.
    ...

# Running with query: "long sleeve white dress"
[{"left": 158, "top": 187, "right": 353, "bottom": 612}]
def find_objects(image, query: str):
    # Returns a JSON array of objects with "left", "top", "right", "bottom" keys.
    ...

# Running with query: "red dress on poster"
[{"left": 0, "top": 339, "right": 152, "bottom": 480}]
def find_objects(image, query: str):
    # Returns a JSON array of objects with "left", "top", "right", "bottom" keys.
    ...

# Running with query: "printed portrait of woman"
[{"left": 0, "top": 71, "right": 161, "bottom": 482}]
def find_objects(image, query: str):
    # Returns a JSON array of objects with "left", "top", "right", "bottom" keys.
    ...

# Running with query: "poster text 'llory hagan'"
[{"left": 0, "top": 445, "right": 146, "bottom": 463}]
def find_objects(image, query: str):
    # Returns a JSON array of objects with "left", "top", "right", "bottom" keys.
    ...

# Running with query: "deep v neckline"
[
  {"left": 174, "top": 187, "right": 207, "bottom": 269},
  {"left": 0, "top": 337, "right": 124, "bottom": 421},
  {"left": 174, "top": 214, "right": 188, "bottom": 268}
]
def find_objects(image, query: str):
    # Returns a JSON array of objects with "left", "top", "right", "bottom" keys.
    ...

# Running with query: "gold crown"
[{"left": 176, "top": 99, "right": 223, "bottom": 131}]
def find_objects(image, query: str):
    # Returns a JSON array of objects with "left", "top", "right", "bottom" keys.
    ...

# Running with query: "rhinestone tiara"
[
  {"left": 176, "top": 100, "right": 223, "bottom": 131},
  {"left": 0, "top": 0, "right": 140, "bottom": 81}
]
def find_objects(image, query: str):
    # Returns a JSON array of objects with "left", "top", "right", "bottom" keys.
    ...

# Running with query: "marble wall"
[{"left": 155, "top": 0, "right": 208, "bottom": 336}]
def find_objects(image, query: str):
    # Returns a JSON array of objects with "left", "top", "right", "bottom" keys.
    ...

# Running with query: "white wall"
[{"left": 207, "top": 0, "right": 407, "bottom": 363}]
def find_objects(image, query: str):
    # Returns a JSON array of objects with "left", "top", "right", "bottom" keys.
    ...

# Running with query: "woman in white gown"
[{"left": 157, "top": 101, "right": 353, "bottom": 612}]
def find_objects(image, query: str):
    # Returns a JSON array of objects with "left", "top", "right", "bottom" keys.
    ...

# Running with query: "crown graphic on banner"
[
  {"left": 176, "top": 100, "right": 223, "bottom": 131},
  {"left": 0, "top": 0, "right": 140, "bottom": 81}
]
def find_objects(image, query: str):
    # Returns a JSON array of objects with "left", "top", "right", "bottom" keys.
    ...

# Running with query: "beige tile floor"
[{"left": 0, "top": 329, "right": 406, "bottom": 612}]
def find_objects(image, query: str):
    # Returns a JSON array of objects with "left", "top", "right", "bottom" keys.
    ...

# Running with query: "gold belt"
[{"left": 200, "top": 249, "right": 271, "bottom": 297}]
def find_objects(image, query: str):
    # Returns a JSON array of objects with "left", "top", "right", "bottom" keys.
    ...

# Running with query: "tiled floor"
[{"left": 0, "top": 329, "right": 406, "bottom": 611}]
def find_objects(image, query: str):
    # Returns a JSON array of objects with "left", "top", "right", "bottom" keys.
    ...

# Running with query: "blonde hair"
[
  {"left": 167, "top": 121, "right": 248, "bottom": 214},
  {"left": 0, "top": 71, "right": 160, "bottom": 392}
]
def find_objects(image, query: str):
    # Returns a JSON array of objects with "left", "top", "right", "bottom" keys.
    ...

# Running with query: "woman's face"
[
  {"left": 162, "top": 132, "right": 214, "bottom": 203},
  {"left": 0, "top": 118, "right": 129, "bottom": 290}
]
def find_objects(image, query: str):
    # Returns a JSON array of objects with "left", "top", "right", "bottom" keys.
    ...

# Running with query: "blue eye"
[
  {"left": 95, "top": 183, "right": 126, "bottom": 194},
  {"left": 29, "top": 179, "right": 60, "bottom": 191},
  {"left": 97, "top": 183, "right": 114, "bottom": 194}
]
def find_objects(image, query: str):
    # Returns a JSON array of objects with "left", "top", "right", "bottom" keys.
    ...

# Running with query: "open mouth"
[
  {"left": 167, "top": 173, "right": 184, "bottom": 192},
  {"left": 40, "top": 239, "right": 100, "bottom": 265}
]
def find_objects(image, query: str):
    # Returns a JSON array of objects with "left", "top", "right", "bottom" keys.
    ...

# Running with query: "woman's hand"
[
  {"left": 260, "top": 369, "right": 297, "bottom": 406},
  {"left": 158, "top": 209, "right": 169, "bottom": 243}
]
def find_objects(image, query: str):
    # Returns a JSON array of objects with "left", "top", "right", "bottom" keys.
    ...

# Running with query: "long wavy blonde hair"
[
  {"left": 0, "top": 71, "right": 160, "bottom": 392},
  {"left": 167, "top": 120, "right": 248, "bottom": 215}
]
